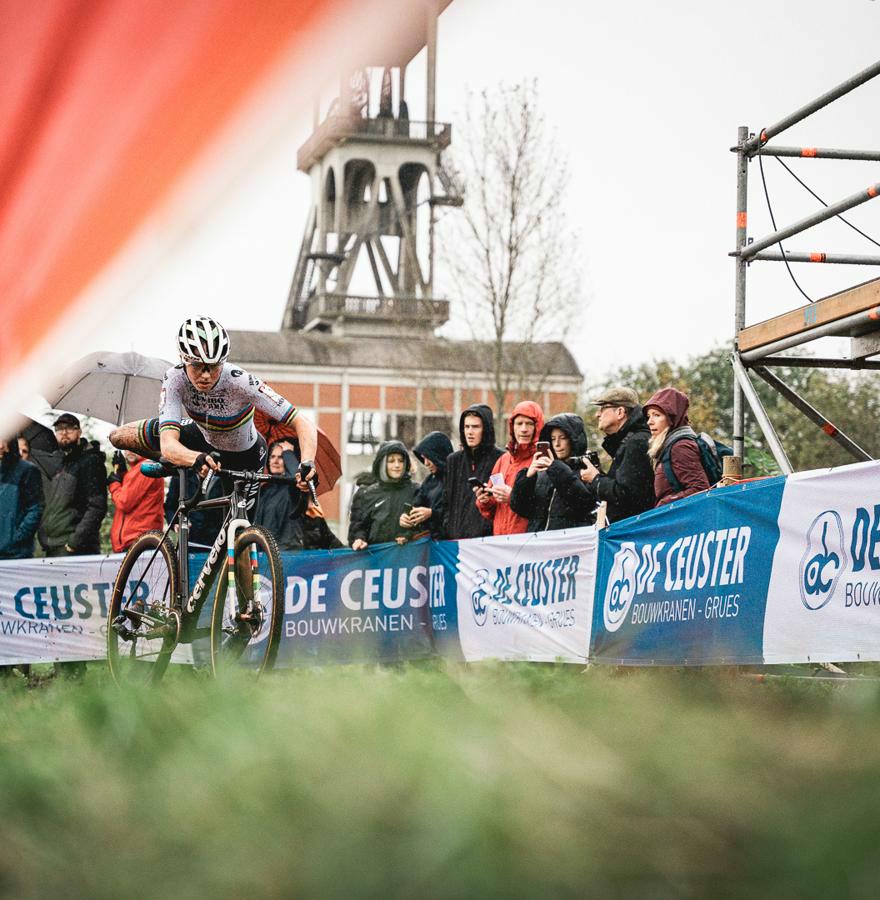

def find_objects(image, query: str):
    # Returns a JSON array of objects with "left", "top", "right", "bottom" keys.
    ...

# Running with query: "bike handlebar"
[{"left": 141, "top": 458, "right": 318, "bottom": 502}]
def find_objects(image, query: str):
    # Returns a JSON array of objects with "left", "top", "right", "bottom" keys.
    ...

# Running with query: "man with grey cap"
[{"left": 579, "top": 387, "right": 654, "bottom": 523}]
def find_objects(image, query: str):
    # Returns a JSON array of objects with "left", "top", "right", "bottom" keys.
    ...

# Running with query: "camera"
[{"left": 568, "top": 451, "right": 601, "bottom": 472}]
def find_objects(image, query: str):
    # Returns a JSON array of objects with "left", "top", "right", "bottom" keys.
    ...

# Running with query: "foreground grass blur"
[{"left": 1, "top": 662, "right": 879, "bottom": 898}]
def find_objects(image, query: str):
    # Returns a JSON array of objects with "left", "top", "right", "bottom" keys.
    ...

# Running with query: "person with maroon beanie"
[
  {"left": 644, "top": 387, "right": 710, "bottom": 507},
  {"left": 476, "top": 400, "right": 544, "bottom": 535}
]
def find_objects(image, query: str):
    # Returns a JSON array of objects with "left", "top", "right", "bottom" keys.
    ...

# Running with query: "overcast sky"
[{"left": 64, "top": 0, "right": 880, "bottom": 401}]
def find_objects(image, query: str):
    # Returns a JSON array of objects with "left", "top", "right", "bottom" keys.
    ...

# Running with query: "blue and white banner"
[
  {"left": 591, "top": 478, "right": 786, "bottom": 665},
  {"left": 0, "top": 554, "right": 121, "bottom": 664},
  {"left": 276, "top": 539, "right": 447, "bottom": 666},
  {"left": 5, "top": 462, "right": 880, "bottom": 668},
  {"left": 436, "top": 527, "right": 597, "bottom": 663},
  {"left": 762, "top": 460, "right": 880, "bottom": 664}
]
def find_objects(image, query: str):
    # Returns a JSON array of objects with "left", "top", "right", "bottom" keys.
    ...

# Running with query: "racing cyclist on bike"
[{"left": 109, "top": 316, "right": 317, "bottom": 505}]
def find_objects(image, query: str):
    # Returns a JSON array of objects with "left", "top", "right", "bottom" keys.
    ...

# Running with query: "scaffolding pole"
[
  {"left": 731, "top": 60, "right": 880, "bottom": 474},
  {"left": 731, "top": 354, "right": 792, "bottom": 474},
  {"left": 736, "top": 182, "right": 880, "bottom": 260},
  {"left": 733, "top": 125, "right": 749, "bottom": 460},
  {"left": 751, "top": 366, "right": 872, "bottom": 462},
  {"left": 744, "top": 59, "right": 880, "bottom": 153}
]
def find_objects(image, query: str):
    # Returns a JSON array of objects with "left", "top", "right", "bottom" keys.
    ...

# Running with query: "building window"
[
  {"left": 420, "top": 414, "right": 453, "bottom": 442},
  {"left": 384, "top": 413, "right": 417, "bottom": 448},
  {"left": 346, "top": 411, "right": 385, "bottom": 454}
]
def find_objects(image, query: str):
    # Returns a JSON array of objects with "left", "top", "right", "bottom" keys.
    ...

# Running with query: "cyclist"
[{"left": 109, "top": 316, "right": 317, "bottom": 507}]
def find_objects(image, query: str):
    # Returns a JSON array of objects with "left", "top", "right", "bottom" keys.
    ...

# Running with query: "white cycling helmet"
[{"left": 177, "top": 316, "right": 230, "bottom": 365}]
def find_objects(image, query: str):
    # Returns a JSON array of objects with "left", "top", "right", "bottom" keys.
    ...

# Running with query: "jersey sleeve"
[
  {"left": 247, "top": 372, "right": 298, "bottom": 427},
  {"left": 158, "top": 366, "right": 184, "bottom": 434}
]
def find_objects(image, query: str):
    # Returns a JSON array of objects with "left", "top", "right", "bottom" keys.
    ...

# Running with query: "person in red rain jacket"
[
  {"left": 644, "top": 387, "right": 710, "bottom": 507},
  {"left": 476, "top": 399, "right": 545, "bottom": 536},
  {"left": 108, "top": 451, "right": 165, "bottom": 553}
]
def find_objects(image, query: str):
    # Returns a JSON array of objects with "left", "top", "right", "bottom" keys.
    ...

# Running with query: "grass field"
[{"left": 1, "top": 661, "right": 879, "bottom": 898}]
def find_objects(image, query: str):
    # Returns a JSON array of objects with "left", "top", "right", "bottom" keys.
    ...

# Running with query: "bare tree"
[{"left": 439, "top": 80, "right": 585, "bottom": 416}]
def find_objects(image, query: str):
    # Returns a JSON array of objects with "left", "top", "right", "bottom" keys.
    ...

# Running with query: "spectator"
[
  {"left": 579, "top": 387, "right": 655, "bottom": 523},
  {"left": 402, "top": 431, "right": 454, "bottom": 540},
  {"left": 510, "top": 414, "right": 596, "bottom": 531},
  {"left": 443, "top": 405, "right": 504, "bottom": 540},
  {"left": 349, "top": 441, "right": 419, "bottom": 549},
  {"left": 301, "top": 503, "right": 345, "bottom": 551},
  {"left": 0, "top": 435, "right": 44, "bottom": 559},
  {"left": 17, "top": 436, "right": 30, "bottom": 461},
  {"left": 165, "top": 468, "right": 225, "bottom": 549},
  {"left": 644, "top": 387, "right": 710, "bottom": 506},
  {"left": 477, "top": 400, "right": 544, "bottom": 536},
  {"left": 37, "top": 414, "right": 107, "bottom": 556},
  {"left": 107, "top": 451, "right": 165, "bottom": 553},
  {"left": 254, "top": 440, "right": 309, "bottom": 551}
]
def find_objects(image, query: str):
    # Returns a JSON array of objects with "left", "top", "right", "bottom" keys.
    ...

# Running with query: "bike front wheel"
[
  {"left": 107, "top": 530, "right": 180, "bottom": 686},
  {"left": 209, "top": 525, "right": 284, "bottom": 676}
]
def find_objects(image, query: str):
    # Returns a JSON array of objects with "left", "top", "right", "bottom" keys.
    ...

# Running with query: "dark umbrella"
[{"left": 8, "top": 415, "right": 58, "bottom": 453}]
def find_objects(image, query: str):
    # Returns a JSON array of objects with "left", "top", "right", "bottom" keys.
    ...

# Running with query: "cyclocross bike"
[{"left": 107, "top": 455, "right": 299, "bottom": 685}]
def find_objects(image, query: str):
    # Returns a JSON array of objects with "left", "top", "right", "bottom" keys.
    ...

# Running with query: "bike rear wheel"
[
  {"left": 107, "top": 530, "right": 180, "bottom": 686},
  {"left": 209, "top": 525, "right": 284, "bottom": 676}
]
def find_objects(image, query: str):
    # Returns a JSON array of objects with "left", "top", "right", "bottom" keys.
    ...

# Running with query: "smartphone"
[
  {"left": 467, "top": 476, "right": 482, "bottom": 489},
  {"left": 404, "top": 503, "right": 414, "bottom": 512},
  {"left": 489, "top": 473, "right": 505, "bottom": 487},
  {"left": 536, "top": 441, "right": 552, "bottom": 458}
]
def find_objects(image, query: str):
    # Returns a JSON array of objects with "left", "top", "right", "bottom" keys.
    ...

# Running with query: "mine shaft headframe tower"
[
  {"left": 282, "top": 0, "right": 461, "bottom": 339},
  {"left": 731, "top": 59, "right": 880, "bottom": 473}
]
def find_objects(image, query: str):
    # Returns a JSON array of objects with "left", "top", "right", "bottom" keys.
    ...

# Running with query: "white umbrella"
[{"left": 45, "top": 351, "right": 172, "bottom": 426}]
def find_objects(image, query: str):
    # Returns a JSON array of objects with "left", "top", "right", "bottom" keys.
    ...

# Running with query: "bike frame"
[{"left": 131, "top": 463, "right": 304, "bottom": 634}]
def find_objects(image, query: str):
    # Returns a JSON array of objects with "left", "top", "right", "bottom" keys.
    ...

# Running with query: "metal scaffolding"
[{"left": 731, "top": 60, "right": 880, "bottom": 473}]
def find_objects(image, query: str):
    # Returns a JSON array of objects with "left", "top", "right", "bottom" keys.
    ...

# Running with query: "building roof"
[{"left": 228, "top": 330, "right": 582, "bottom": 379}]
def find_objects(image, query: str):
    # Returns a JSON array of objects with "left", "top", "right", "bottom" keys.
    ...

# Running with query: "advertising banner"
[
  {"left": 0, "top": 554, "right": 122, "bottom": 664},
  {"left": 762, "top": 460, "right": 880, "bottom": 664},
  {"left": 276, "top": 539, "right": 450, "bottom": 666},
  {"left": 440, "top": 527, "right": 597, "bottom": 663},
  {"left": 591, "top": 479, "right": 786, "bottom": 665}
]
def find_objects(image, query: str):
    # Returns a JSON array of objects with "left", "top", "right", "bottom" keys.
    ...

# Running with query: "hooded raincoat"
[
  {"left": 644, "top": 387, "right": 710, "bottom": 506},
  {"left": 478, "top": 400, "right": 544, "bottom": 536},
  {"left": 0, "top": 437, "right": 44, "bottom": 559},
  {"left": 347, "top": 441, "right": 420, "bottom": 546},
  {"left": 510, "top": 413, "right": 596, "bottom": 531},
  {"left": 443, "top": 405, "right": 504, "bottom": 540},
  {"left": 109, "top": 458, "right": 165, "bottom": 553},
  {"left": 413, "top": 431, "right": 454, "bottom": 540}
]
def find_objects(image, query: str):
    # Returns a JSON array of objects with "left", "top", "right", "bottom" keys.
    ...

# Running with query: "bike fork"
[{"left": 224, "top": 516, "right": 257, "bottom": 630}]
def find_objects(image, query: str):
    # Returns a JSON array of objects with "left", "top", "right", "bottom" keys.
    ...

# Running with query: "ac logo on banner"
[
  {"left": 470, "top": 568, "right": 490, "bottom": 627},
  {"left": 799, "top": 510, "right": 846, "bottom": 611},
  {"left": 604, "top": 542, "right": 638, "bottom": 632}
]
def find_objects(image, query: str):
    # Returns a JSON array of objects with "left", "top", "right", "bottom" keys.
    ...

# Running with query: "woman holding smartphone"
[
  {"left": 476, "top": 400, "right": 544, "bottom": 536},
  {"left": 510, "top": 413, "right": 596, "bottom": 532}
]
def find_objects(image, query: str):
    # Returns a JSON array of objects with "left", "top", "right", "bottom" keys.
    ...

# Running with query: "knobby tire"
[
  {"left": 209, "top": 525, "right": 284, "bottom": 676},
  {"left": 107, "top": 530, "right": 179, "bottom": 686}
]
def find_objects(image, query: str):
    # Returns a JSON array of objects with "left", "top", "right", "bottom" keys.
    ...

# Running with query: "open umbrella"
[
  {"left": 44, "top": 351, "right": 172, "bottom": 426},
  {"left": 6, "top": 414, "right": 58, "bottom": 452},
  {"left": 254, "top": 410, "right": 342, "bottom": 496}
]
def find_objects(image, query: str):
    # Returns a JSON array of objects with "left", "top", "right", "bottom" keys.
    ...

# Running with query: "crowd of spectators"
[
  {"left": 0, "top": 382, "right": 718, "bottom": 564},
  {"left": 344, "top": 382, "right": 717, "bottom": 548}
]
